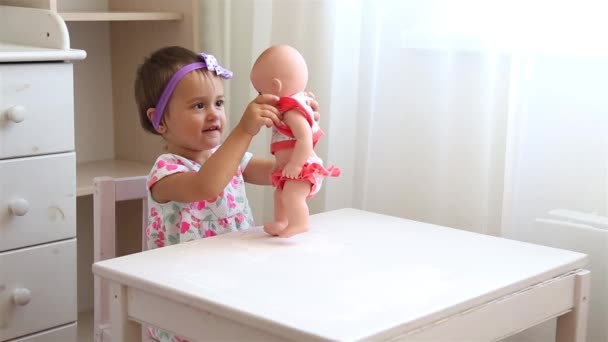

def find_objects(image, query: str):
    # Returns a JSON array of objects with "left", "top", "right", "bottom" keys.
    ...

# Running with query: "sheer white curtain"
[
  {"left": 200, "top": 0, "right": 607, "bottom": 340},
  {"left": 200, "top": 0, "right": 511, "bottom": 235}
]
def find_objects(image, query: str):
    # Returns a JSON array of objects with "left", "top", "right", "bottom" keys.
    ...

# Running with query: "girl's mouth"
[{"left": 202, "top": 125, "right": 220, "bottom": 132}]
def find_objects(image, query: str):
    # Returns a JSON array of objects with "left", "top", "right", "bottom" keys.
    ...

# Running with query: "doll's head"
[{"left": 250, "top": 45, "right": 308, "bottom": 97}]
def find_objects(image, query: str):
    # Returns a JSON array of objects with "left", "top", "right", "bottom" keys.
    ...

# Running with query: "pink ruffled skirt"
[{"left": 271, "top": 157, "right": 340, "bottom": 198}]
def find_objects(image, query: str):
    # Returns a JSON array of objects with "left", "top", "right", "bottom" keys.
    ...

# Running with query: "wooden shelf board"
[
  {"left": 77, "top": 159, "right": 150, "bottom": 197},
  {"left": 60, "top": 11, "right": 183, "bottom": 22}
]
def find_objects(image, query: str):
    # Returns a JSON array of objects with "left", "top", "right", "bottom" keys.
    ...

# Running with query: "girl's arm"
[
  {"left": 282, "top": 111, "right": 313, "bottom": 178},
  {"left": 151, "top": 95, "right": 280, "bottom": 203},
  {"left": 243, "top": 157, "right": 275, "bottom": 185}
]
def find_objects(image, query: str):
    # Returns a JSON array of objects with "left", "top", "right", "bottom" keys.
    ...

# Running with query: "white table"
[{"left": 92, "top": 208, "right": 590, "bottom": 342}]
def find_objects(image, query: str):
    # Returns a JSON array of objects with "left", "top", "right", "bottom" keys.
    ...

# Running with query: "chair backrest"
[{"left": 93, "top": 176, "right": 148, "bottom": 342}]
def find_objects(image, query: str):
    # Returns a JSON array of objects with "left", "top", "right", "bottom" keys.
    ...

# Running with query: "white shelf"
[
  {"left": 77, "top": 159, "right": 151, "bottom": 196},
  {"left": 60, "top": 11, "right": 183, "bottom": 22},
  {"left": 77, "top": 310, "right": 94, "bottom": 342},
  {"left": 0, "top": 42, "right": 86, "bottom": 62}
]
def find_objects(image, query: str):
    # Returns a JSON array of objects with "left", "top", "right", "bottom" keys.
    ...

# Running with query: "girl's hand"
[
  {"left": 305, "top": 90, "right": 320, "bottom": 123},
  {"left": 237, "top": 94, "right": 281, "bottom": 136}
]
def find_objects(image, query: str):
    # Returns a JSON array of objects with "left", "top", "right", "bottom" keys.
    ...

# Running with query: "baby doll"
[{"left": 250, "top": 45, "right": 340, "bottom": 238}]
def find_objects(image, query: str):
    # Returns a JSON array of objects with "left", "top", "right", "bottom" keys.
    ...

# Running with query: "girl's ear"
[{"left": 147, "top": 108, "right": 167, "bottom": 133}]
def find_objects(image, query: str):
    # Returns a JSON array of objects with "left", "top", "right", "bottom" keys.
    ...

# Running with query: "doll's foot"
[
  {"left": 278, "top": 224, "right": 309, "bottom": 238},
  {"left": 263, "top": 221, "right": 287, "bottom": 236}
]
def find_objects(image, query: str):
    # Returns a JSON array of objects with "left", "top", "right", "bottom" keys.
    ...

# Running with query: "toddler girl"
[{"left": 134, "top": 46, "right": 318, "bottom": 342}]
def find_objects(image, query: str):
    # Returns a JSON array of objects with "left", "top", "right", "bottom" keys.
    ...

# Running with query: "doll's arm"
[{"left": 282, "top": 110, "right": 313, "bottom": 178}]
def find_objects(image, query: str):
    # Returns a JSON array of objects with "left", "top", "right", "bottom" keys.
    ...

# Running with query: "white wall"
[{"left": 69, "top": 21, "right": 115, "bottom": 163}]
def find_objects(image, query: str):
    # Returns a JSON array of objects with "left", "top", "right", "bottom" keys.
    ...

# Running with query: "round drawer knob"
[
  {"left": 6, "top": 105, "right": 26, "bottom": 123},
  {"left": 9, "top": 198, "right": 30, "bottom": 216},
  {"left": 13, "top": 288, "right": 32, "bottom": 306}
]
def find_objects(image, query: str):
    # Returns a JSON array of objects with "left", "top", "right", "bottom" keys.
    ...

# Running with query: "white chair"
[{"left": 93, "top": 176, "right": 149, "bottom": 342}]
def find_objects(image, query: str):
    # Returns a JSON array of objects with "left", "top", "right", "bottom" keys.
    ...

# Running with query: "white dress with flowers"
[
  {"left": 144, "top": 151, "right": 255, "bottom": 342},
  {"left": 146, "top": 152, "right": 255, "bottom": 249}
]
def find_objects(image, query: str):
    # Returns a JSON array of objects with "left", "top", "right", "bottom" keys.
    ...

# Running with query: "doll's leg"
[
  {"left": 264, "top": 187, "right": 288, "bottom": 235},
  {"left": 279, "top": 179, "right": 310, "bottom": 238}
]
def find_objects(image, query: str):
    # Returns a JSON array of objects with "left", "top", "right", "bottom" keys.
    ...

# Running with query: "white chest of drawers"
[{"left": 0, "top": 5, "right": 85, "bottom": 342}]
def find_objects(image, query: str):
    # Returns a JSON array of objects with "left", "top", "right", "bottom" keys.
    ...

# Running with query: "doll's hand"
[
  {"left": 237, "top": 94, "right": 281, "bottom": 136},
  {"left": 305, "top": 90, "right": 320, "bottom": 123},
  {"left": 282, "top": 162, "right": 303, "bottom": 179}
]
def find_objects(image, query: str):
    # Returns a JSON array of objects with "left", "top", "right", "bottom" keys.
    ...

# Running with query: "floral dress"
[{"left": 145, "top": 151, "right": 255, "bottom": 342}]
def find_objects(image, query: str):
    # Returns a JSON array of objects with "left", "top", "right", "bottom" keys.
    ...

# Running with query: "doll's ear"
[
  {"left": 272, "top": 78, "right": 283, "bottom": 94},
  {"left": 147, "top": 108, "right": 166, "bottom": 133}
]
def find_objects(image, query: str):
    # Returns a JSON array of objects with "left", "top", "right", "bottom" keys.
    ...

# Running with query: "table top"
[{"left": 93, "top": 208, "right": 588, "bottom": 341}]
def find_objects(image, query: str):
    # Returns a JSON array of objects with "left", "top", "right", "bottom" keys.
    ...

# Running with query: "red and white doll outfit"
[{"left": 270, "top": 92, "right": 340, "bottom": 198}]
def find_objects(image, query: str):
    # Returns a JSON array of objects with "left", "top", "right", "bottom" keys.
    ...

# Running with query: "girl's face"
[{"left": 161, "top": 70, "right": 226, "bottom": 157}]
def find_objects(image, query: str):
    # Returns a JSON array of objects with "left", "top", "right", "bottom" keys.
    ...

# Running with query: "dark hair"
[{"left": 134, "top": 46, "right": 201, "bottom": 135}]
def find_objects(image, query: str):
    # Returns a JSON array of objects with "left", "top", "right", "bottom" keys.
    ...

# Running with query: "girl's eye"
[
  {"left": 216, "top": 100, "right": 224, "bottom": 107},
  {"left": 195, "top": 102, "right": 204, "bottom": 109}
]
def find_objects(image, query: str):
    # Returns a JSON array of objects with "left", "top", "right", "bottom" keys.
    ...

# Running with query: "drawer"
[
  {"left": 9, "top": 322, "right": 76, "bottom": 342},
  {"left": 0, "top": 152, "right": 75, "bottom": 252},
  {"left": 0, "top": 239, "right": 77, "bottom": 341},
  {"left": 0, "top": 63, "right": 74, "bottom": 159}
]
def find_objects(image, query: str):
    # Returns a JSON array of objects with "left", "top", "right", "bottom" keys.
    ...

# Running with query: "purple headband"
[{"left": 151, "top": 52, "right": 233, "bottom": 131}]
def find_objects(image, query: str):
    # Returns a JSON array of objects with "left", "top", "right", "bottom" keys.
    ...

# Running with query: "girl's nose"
[{"left": 206, "top": 107, "right": 221, "bottom": 119}]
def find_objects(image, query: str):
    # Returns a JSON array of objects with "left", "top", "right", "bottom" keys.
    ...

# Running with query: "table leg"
[
  {"left": 110, "top": 282, "right": 140, "bottom": 342},
  {"left": 556, "top": 270, "right": 591, "bottom": 342}
]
